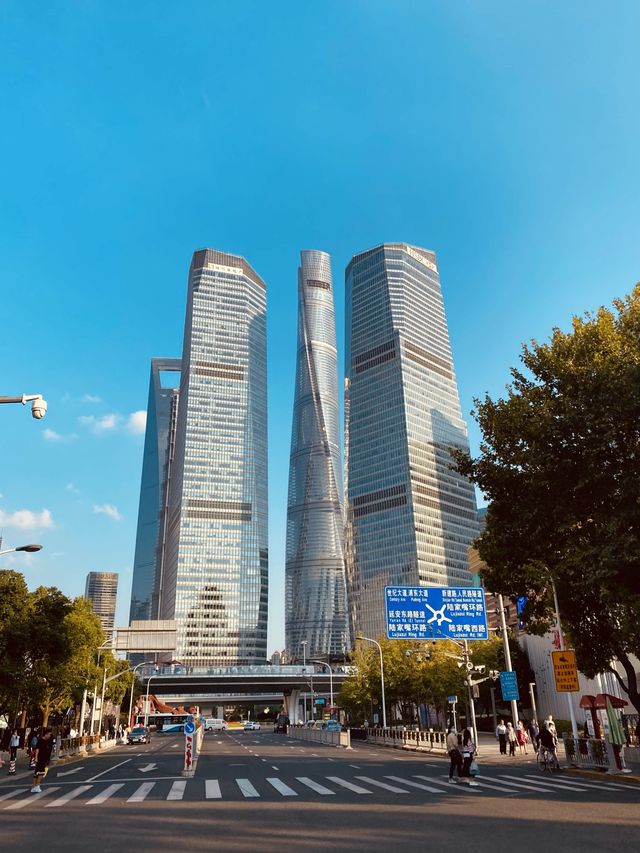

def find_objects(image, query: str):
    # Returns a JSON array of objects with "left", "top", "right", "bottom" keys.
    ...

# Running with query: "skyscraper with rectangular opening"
[
  {"left": 286, "top": 250, "right": 348, "bottom": 661},
  {"left": 161, "top": 249, "right": 268, "bottom": 665},
  {"left": 344, "top": 243, "right": 478, "bottom": 641}
]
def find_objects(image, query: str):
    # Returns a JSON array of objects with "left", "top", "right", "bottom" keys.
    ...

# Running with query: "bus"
[{"left": 133, "top": 712, "right": 192, "bottom": 733}]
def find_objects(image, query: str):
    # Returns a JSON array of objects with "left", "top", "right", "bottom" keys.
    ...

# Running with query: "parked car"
[
  {"left": 128, "top": 726, "right": 151, "bottom": 744},
  {"left": 204, "top": 718, "right": 228, "bottom": 732},
  {"left": 243, "top": 720, "right": 261, "bottom": 731}
]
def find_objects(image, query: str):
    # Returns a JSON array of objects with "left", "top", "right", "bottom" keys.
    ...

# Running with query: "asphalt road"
[{"left": 2, "top": 730, "right": 639, "bottom": 853}]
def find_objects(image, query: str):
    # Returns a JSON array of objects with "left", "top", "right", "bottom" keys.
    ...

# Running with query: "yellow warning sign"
[{"left": 551, "top": 650, "right": 580, "bottom": 693}]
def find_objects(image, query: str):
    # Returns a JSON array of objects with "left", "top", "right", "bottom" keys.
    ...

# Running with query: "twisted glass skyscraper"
[
  {"left": 161, "top": 249, "right": 268, "bottom": 666},
  {"left": 344, "top": 243, "right": 478, "bottom": 641},
  {"left": 286, "top": 250, "right": 347, "bottom": 660}
]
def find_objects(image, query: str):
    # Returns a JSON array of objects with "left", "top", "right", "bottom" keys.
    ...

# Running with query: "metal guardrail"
[
  {"left": 563, "top": 735, "right": 612, "bottom": 770},
  {"left": 365, "top": 727, "right": 447, "bottom": 753},
  {"left": 286, "top": 726, "right": 351, "bottom": 749}
]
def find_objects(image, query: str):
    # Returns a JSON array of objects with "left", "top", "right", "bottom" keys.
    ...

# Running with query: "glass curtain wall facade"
[
  {"left": 129, "top": 358, "right": 181, "bottom": 623},
  {"left": 161, "top": 249, "right": 268, "bottom": 666},
  {"left": 286, "top": 250, "right": 348, "bottom": 661},
  {"left": 344, "top": 243, "right": 478, "bottom": 641}
]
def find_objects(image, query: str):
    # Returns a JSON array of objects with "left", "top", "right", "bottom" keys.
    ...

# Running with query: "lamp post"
[
  {"left": 529, "top": 682, "right": 538, "bottom": 724},
  {"left": 356, "top": 634, "right": 387, "bottom": 729},
  {"left": 301, "top": 641, "right": 308, "bottom": 723},
  {"left": 144, "top": 670, "right": 160, "bottom": 728},
  {"left": 0, "top": 394, "right": 48, "bottom": 419},
  {"left": 0, "top": 543, "right": 43, "bottom": 558},
  {"left": 310, "top": 660, "right": 334, "bottom": 709},
  {"left": 127, "top": 661, "right": 154, "bottom": 728}
]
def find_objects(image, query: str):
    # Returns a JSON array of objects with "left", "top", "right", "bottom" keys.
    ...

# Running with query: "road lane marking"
[
  {"left": 236, "top": 778, "right": 260, "bottom": 798},
  {"left": 127, "top": 782, "right": 155, "bottom": 802},
  {"left": 271, "top": 766, "right": 279, "bottom": 770},
  {"left": 326, "top": 776, "right": 371, "bottom": 794},
  {"left": 385, "top": 775, "right": 444, "bottom": 794},
  {"left": 491, "top": 775, "right": 560, "bottom": 792},
  {"left": 355, "top": 776, "right": 408, "bottom": 793},
  {"left": 267, "top": 778, "right": 298, "bottom": 796},
  {"left": 349, "top": 765, "right": 361, "bottom": 769},
  {"left": 5, "top": 787, "right": 61, "bottom": 809},
  {"left": 500, "top": 774, "right": 587, "bottom": 792},
  {"left": 205, "top": 780, "right": 222, "bottom": 799},
  {"left": 523, "top": 774, "right": 638, "bottom": 792},
  {"left": 296, "top": 777, "right": 335, "bottom": 795},
  {"left": 87, "top": 758, "right": 132, "bottom": 782},
  {"left": 86, "top": 783, "right": 124, "bottom": 804},
  {"left": 167, "top": 780, "right": 187, "bottom": 800},
  {"left": 0, "top": 789, "right": 24, "bottom": 802},
  {"left": 46, "top": 785, "right": 93, "bottom": 807},
  {"left": 414, "top": 776, "right": 478, "bottom": 793}
]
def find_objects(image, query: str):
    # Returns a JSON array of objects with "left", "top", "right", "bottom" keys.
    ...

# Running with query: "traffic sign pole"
[
  {"left": 552, "top": 582, "right": 579, "bottom": 739},
  {"left": 497, "top": 594, "right": 519, "bottom": 726}
]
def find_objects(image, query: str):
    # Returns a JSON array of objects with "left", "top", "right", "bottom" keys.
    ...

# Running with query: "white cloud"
[
  {"left": 79, "top": 414, "right": 121, "bottom": 433},
  {"left": 127, "top": 410, "right": 147, "bottom": 435},
  {"left": 0, "top": 508, "right": 54, "bottom": 530},
  {"left": 93, "top": 503, "right": 123, "bottom": 522},
  {"left": 82, "top": 394, "right": 102, "bottom": 403},
  {"left": 43, "top": 428, "right": 62, "bottom": 441},
  {"left": 66, "top": 482, "right": 81, "bottom": 495}
]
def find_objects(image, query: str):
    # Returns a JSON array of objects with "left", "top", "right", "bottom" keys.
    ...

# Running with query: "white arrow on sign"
[
  {"left": 138, "top": 763, "right": 158, "bottom": 773},
  {"left": 57, "top": 766, "right": 84, "bottom": 777}
]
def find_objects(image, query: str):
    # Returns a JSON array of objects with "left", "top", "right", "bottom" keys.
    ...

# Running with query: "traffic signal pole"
[{"left": 497, "top": 594, "right": 519, "bottom": 726}]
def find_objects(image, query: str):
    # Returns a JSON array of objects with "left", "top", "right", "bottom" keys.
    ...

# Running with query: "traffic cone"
[{"left": 8, "top": 759, "right": 16, "bottom": 775}]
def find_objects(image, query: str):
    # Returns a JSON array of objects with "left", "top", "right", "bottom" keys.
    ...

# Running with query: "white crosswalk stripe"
[
  {"left": 473, "top": 778, "right": 523, "bottom": 794},
  {"left": 385, "top": 775, "right": 445, "bottom": 794},
  {"left": 205, "top": 780, "right": 222, "bottom": 799},
  {"left": 236, "top": 778, "right": 260, "bottom": 798},
  {"left": 413, "top": 776, "right": 477, "bottom": 792},
  {"left": 499, "top": 774, "right": 588, "bottom": 792},
  {"left": 86, "top": 783, "right": 124, "bottom": 804},
  {"left": 296, "top": 777, "right": 335, "bottom": 795},
  {"left": 46, "top": 785, "right": 93, "bottom": 807},
  {"left": 355, "top": 776, "right": 408, "bottom": 793},
  {"left": 0, "top": 789, "right": 24, "bottom": 802},
  {"left": 5, "top": 787, "right": 61, "bottom": 810},
  {"left": 167, "top": 780, "right": 187, "bottom": 800},
  {"left": 326, "top": 776, "right": 371, "bottom": 794},
  {"left": 127, "top": 782, "right": 155, "bottom": 803},
  {"left": 523, "top": 774, "right": 638, "bottom": 792},
  {"left": 267, "top": 778, "right": 297, "bottom": 796},
  {"left": 492, "top": 775, "right": 561, "bottom": 792}
]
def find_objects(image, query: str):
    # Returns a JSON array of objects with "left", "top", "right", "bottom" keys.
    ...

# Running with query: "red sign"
[{"left": 184, "top": 733, "right": 193, "bottom": 770}]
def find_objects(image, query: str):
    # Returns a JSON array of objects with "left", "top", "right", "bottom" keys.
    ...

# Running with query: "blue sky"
[{"left": 1, "top": 1, "right": 638, "bottom": 652}]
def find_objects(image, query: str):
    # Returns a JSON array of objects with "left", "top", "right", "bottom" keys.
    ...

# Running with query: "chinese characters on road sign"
[
  {"left": 551, "top": 650, "right": 580, "bottom": 692},
  {"left": 385, "top": 586, "right": 488, "bottom": 641}
]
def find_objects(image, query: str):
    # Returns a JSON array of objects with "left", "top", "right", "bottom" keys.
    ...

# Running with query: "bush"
[{"left": 553, "top": 719, "right": 572, "bottom": 737}]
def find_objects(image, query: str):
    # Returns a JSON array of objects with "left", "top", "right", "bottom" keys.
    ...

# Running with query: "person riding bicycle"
[{"left": 538, "top": 722, "right": 558, "bottom": 767}]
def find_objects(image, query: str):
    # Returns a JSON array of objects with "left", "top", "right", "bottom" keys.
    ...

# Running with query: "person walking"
[
  {"left": 528, "top": 718, "right": 539, "bottom": 753},
  {"left": 506, "top": 721, "right": 517, "bottom": 756},
  {"left": 30, "top": 728, "right": 54, "bottom": 793},
  {"left": 459, "top": 728, "right": 479, "bottom": 787},
  {"left": 496, "top": 719, "right": 507, "bottom": 755},
  {"left": 446, "top": 726, "right": 462, "bottom": 783},
  {"left": 27, "top": 728, "right": 39, "bottom": 768},
  {"left": 516, "top": 720, "right": 529, "bottom": 754}
]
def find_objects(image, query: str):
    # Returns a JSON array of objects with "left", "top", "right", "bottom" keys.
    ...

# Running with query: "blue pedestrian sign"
[
  {"left": 184, "top": 720, "right": 195, "bottom": 735},
  {"left": 385, "top": 586, "right": 488, "bottom": 641},
  {"left": 499, "top": 671, "right": 520, "bottom": 702}
]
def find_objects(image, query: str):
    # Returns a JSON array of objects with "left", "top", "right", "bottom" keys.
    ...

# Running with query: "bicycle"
[{"left": 537, "top": 745, "right": 560, "bottom": 772}]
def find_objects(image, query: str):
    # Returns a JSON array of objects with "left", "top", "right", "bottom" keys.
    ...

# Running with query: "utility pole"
[{"left": 497, "top": 594, "right": 519, "bottom": 725}]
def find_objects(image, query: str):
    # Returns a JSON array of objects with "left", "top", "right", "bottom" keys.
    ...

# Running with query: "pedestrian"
[
  {"left": 28, "top": 728, "right": 39, "bottom": 768},
  {"left": 30, "top": 728, "right": 54, "bottom": 793},
  {"left": 516, "top": 720, "right": 529, "bottom": 754},
  {"left": 446, "top": 726, "right": 462, "bottom": 783},
  {"left": 506, "top": 721, "right": 517, "bottom": 756},
  {"left": 9, "top": 728, "right": 20, "bottom": 761},
  {"left": 528, "top": 718, "right": 539, "bottom": 752},
  {"left": 546, "top": 715, "right": 557, "bottom": 736},
  {"left": 495, "top": 719, "right": 507, "bottom": 755},
  {"left": 459, "top": 728, "right": 479, "bottom": 787}
]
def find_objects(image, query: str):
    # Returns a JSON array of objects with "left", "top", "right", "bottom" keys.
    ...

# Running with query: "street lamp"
[
  {"left": 310, "top": 660, "right": 334, "bottom": 709},
  {"left": 0, "top": 543, "right": 43, "bottom": 558},
  {"left": 127, "top": 661, "right": 154, "bottom": 728},
  {"left": 0, "top": 394, "right": 48, "bottom": 419},
  {"left": 355, "top": 633, "right": 387, "bottom": 729},
  {"left": 144, "top": 669, "right": 160, "bottom": 728}
]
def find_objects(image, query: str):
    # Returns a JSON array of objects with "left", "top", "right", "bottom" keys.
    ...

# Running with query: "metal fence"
[
  {"left": 563, "top": 735, "right": 611, "bottom": 770},
  {"left": 365, "top": 727, "right": 447, "bottom": 753}
]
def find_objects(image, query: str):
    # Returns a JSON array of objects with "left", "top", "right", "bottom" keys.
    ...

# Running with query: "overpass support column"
[{"left": 284, "top": 690, "right": 301, "bottom": 724}]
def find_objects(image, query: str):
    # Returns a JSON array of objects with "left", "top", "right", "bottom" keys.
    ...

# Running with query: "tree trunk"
[{"left": 607, "top": 650, "right": 640, "bottom": 714}]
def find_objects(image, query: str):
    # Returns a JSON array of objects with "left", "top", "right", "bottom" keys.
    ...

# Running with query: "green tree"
[
  {"left": 0, "top": 570, "right": 32, "bottom": 721},
  {"left": 455, "top": 286, "right": 640, "bottom": 713}
]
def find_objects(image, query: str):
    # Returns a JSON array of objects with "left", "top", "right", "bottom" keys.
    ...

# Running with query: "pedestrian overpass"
[{"left": 142, "top": 665, "right": 349, "bottom": 724}]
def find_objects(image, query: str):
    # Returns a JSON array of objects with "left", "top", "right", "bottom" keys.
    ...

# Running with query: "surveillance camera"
[
  {"left": 405, "top": 650, "right": 412, "bottom": 658},
  {"left": 31, "top": 397, "right": 47, "bottom": 419},
  {"left": 466, "top": 661, "right": 474, "bottom": 671},
  {"left": 475, "top": 665, "right": 486, "bottom": 674}
]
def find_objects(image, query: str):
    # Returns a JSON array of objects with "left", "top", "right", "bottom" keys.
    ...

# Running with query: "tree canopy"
[{"left": 455, "top": 285, "right": 640, "bottom": 713}]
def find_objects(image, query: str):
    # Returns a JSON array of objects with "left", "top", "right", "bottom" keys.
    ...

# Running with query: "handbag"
[{"left": 469, "top": 759, "right": 479, "bottom": 777}]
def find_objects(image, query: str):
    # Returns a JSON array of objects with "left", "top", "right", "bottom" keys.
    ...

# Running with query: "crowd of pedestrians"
[{"left": 495, "top": 715, "right": 558, "bottom": 757}]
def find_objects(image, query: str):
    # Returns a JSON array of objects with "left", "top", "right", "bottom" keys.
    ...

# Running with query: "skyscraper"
[
  {"left": 286, "top": 250, "right": 348, "bottom": 661},
  {"left": 161, "top": 249, "right": 268, "bottom": 666},
  {"left": 85, "top": 571, "right": 119, "bottom": 633},
  {"left": 344, "top": 243, "right": 478, "bottom": 640},
  {"left": 129, "top": 358, "right": 180, "bottom": 623}
]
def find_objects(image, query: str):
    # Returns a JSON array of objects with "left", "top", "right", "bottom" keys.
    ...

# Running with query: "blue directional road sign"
[
  {"left": 385, "top": 586, "right": 488, "bottom": 641},
  {"left": 184, "top": 720, "right": 195, "bottom": 735},
  {"left": 499, "top": 671, "right": 520, "bottom": 702}
]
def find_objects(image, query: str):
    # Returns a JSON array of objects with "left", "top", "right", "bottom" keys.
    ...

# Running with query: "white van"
[{"left": 204, "top": 718, "right": 228, "bottom": 731}]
